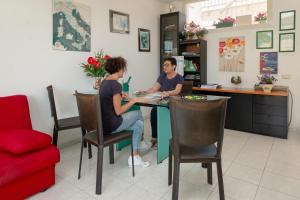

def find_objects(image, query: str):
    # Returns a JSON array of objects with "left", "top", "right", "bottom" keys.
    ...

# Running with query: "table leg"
[{"left": 157, "top": 106, "right": 172, "bottom": 164}]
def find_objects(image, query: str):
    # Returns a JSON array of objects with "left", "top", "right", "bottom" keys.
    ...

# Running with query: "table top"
[{"left": 192, "top": 87, "right": 288, "bottom": 97}]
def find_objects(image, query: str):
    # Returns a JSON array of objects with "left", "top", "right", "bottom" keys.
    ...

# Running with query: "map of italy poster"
[{"left": 53, "top": 0, "right": 91, "bottom": 52}]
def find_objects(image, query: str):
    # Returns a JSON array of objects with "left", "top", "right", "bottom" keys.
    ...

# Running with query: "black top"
[
  {"left": 99, "top": 80, "right": 123, "bottom": 133},
  {"left": 157, "top": 72, "right": 184, "bottom": 92}
]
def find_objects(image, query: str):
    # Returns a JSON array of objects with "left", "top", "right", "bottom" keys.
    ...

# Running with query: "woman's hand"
[
  {"left": 121, "top": 92, "right": 128, "bottom": 99},
  {"left": 161, "top": 91, "right": 170, "bottom": 98}
]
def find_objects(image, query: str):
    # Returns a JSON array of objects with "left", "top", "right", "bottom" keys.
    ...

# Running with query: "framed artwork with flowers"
[{"left": 219, "top": 37, "right": 245, "bottom": 72}]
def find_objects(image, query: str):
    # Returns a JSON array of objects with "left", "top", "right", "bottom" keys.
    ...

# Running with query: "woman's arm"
[
  {"left": 113, "top": 94, "right": 145, "bottom": 116},
  {"left": 161, "top": 84, "right": 183, "bottom": 97},
  {"left": 145, "top": 82, "right": 161, "bottom": 93}
]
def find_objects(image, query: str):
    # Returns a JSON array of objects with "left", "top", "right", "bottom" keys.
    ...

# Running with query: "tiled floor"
[{"left": 29, "top": 122, "right": 300, "bottom": 200}]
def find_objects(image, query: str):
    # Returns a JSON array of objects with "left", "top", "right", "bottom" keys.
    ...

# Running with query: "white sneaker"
[
  {"left": 140, "top": 140, "right": 150, "bottom": 151},
  {"left": 128, "top": 155, "right": 150, "bottom": 168}
]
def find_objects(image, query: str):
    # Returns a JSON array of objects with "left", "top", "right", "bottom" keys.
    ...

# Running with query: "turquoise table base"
[
  {"left": 116, "top": 104, "right": 140, "bottom": 151},
  {"left": 157, "top": 106, "right": 172, "bottom": 164}
]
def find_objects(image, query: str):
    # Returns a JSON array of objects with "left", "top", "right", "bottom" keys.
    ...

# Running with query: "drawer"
[
  {"left": 253, "top": 123, "right": 288, "bottom": 138},
  {"left": 253, "top": 104, "right": 287, "bottom": 116},
  {"left": 253, "top": 95, "right": 287, "bottom": 106},
  {"left": 253, "top": 113, "right": 287, "bottom": 126}
]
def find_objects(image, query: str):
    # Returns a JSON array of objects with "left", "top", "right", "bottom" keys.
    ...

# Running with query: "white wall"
[
  {"left": 205, "top": 0, "right": 300, "bottom": 129},
  {"left": 0, "top": 0, "right": 166, "bottom": 142}
]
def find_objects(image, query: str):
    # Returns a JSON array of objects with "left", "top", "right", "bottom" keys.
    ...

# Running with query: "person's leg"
[{"left": 150, "top": 107, "right": 157, "bottom": 139}]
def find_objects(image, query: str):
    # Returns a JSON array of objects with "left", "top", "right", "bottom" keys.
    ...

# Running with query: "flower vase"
[
  {"left": 93, "top": 77, "right": 102, "bottom": 90},
  {"left": 261, "top": 84, "right": 273, "bottom": 93}
]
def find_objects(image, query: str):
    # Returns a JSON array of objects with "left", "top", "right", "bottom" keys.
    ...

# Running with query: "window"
[{"left": 186, "top": 0, "right": 268, "bottom": 29}]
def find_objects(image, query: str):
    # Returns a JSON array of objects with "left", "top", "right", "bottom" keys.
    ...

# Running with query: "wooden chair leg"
[
  {"left": 130, "top": 139, "right": 135, "bottom": 177},
  {"left": 81, "top": 128, "right": 87, "bottom": 148},
  {"left": 172, "top": 159, "right": 180, "bottom": 200},
  {"left": 96, "top": 146, "right": 104, "bottom": 195},
  {"left": 52, "top": 127, "right": 58, "bottom": 146},
  {"left": 88, "top": 144, "right": 92, "bottom": 159},
  {"left": 109, "top": 145, "right": 114, "bottom": 164},
  {"left": 78, "top": 140, "right": 84, "bottom": 179},
  {"left": 168, "top": 144, "right": 173, "bottom": 186},
  {"left": 207, "top": 163, "right": 213, "bottom": 185},
  {"left": 216, "top": 159, "right": 225, "bottom": 200}
]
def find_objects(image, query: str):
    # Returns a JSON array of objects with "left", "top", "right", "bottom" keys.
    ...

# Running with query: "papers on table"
[{"left": 144, "top": 92, "right": 161, "bottom": 99}]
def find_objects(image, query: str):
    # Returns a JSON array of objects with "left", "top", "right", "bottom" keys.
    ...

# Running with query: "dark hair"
[
  {"left": 105, "top": 57, "right": 127, "bottom": 74},
  {"left": 164, "top": 57, "right": 177, "bottom": 66}
]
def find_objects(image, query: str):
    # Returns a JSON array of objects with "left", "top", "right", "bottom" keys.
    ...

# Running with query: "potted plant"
[
  {"left": 257, "top": 71, "right": 278, "bottom": 92},
  {"left": 183, "top": 21, "right": 207, "bottom": 40},
  {"left": 80, "top": 49, "right": 111, "bottom": 89},
  {"left": 254, "top": 12, "right": 267, "bottom": 24},
  {"left": 195, "top": 28, "right": 208, "bottom": 39},
  {"left": 214, "top": 16, "right": 236, "bottom": 28}
]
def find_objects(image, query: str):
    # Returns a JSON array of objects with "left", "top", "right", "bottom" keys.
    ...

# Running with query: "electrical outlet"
[{"left": 281, "top": 74, "right": 291, "bottom": 80}]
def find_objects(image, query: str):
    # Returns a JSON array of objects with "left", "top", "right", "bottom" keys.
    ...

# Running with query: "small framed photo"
[
  {"left": 280, "top": 10, "right": 296, "bottom": 31},
  {"left": 279, "top": 32, "right": 295, "bottom": 52},
  {"left": 109, "top": 10, "right": 129, "bottom": 34},
  {"left": 138, "top": 28, "right": 150, "bottom": 52},
  {"left": 256, "top": 30, "right": 273, "bottom": 49}
]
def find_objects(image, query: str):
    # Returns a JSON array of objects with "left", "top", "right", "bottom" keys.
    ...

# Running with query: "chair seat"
[
  {"left": 180, "top": 144, "right": 217, "bottom": 162},
  {"left": 84, "top": 130, "right": 132, "bottom": 146},
  {"left": 57, "top": 116, "right": 81, "bottom": 130}
]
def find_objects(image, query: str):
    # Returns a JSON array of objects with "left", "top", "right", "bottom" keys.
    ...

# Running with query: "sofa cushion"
[
  {"left": 0, "top": 95, "right": 32, "bottom": 130},
  {"left": 0, "top": 145, "right": 60, "bottom": 187},
  {"left": 0, "top": 129, "right": 52, "bottom": 154}
]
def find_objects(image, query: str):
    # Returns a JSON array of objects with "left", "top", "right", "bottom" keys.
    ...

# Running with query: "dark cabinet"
[{"left": 193, "top": 90, "right": 289, "bottom": 138}]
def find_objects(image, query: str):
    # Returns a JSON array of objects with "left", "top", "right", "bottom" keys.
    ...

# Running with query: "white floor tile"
[{"left": 255, "top": 187, "right": 300, "bottom": 200}]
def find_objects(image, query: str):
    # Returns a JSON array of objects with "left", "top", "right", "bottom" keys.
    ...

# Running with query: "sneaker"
[
  {"left": 128, "top": 155, "right": 150, "bottom": 168},
  {"left": 140, "top": 140, "right": 150, "bottom": 151}
]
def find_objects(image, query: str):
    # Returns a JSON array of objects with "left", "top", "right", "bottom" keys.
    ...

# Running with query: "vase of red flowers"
[{"left": 80, "top": 49, "right": 111, "bottom": 89}]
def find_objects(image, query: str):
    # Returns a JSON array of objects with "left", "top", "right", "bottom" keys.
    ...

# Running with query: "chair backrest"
[
  {"left": 75, "top": 91, "right": 103, "bottom": 145},
  {"left": 169, "top": 97, "right": 227, "bottom": 156},
  {"left": 46, "top": 85, "right": 58, "bottom": 127},
  {"left": 0, "top": 95, "right": 32, "bottom": 130},
  {"left": 181, "top": 81, "right": 193, "bottom": 95}
]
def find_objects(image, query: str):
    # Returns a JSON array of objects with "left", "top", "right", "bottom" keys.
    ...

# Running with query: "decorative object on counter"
[
  {"left": 184, "top": 60, "right": 197, "bottom": 72},
  {"left": 183, "top": 95, "right": 206, "bottom": 101},
  {"left": 231, "top": 76, "right": 242, "bottom": 85},
  {"left": 260, "top": 52, "right": 278, "bottom": 74},
  {"left": 254, "top": 12, "right": 267, "bottom": 24},
  {"left": 182, "top": 21, "right": 207, "bottom": 40},
  {"left": 256, "top": 30, "right": 273, "bottom": 49},
  {"left": 219, "top": 37, "right": 245, "bottom": 72},
  {"left": 279, "top": 32, "right": 295, "bottom": 52},
  {"left": 280, "top": 10, "right": 296, "bottom": 31},
  {"left": 53, "top": 0, "right": 91, "bottom": 52},
  {"left": 80, "top": 49, "right": 110, "bottom": 89},
  {"left": 257, "top": 70, "right": 278, "bottom": 93},
  {"left": 214, "top": 16, "right": 236, "bottom": 28},
  {"left": 138, "top": 28, "right": 150, "bottom": 52},
  {"left": 169, "top": 3, "right": 176, "bottom": 13},
  {"left": 109, "top": 10, "right": 130, "bottom": 34}
]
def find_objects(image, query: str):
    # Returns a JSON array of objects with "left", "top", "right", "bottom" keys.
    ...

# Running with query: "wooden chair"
[
  {"left": 46, "top": 86, "right": 91, "bottom": 156},
  {"left": 75, "top": 91, "right": 135, "bottom": 195},
  {"left": 168, "top": 98, "right": 228, "bottom": 200}
]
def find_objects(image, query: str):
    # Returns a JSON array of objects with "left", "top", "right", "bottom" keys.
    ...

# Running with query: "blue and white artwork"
[
  {"left": 53, "top": 0, "right": 91, "bottom": 52},
  {"left": 260, "top": 52, "right": 278, "bottom": 74}
]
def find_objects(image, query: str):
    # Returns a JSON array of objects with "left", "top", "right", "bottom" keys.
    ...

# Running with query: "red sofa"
[{"left": 0, "top": 95, "right": 60, "bottom": 200}]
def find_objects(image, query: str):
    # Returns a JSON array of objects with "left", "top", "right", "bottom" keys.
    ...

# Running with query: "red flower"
[
  {"left": 219, "top": 48, "right": 224, "bottom": 54},
  {"left": 94, "top": 61, "right": 100, "bottom": 69},
  {"left": 87, "top": 57, "right": 95, "bottom": 65},
  {"left": 219, "top": 41, "right": 226, "bottom": 48},
  {"left": 104, "top": 55, "right": 111, "bottom": 60},
  {"left": 232, "top": 38, "right": 240, "bottom": 44}
]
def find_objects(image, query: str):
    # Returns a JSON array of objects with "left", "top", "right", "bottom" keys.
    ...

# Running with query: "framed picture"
[
  {"left": 109, "top": 10, "right": 129, "bottom": 34},
  {"left": 280, "top": 10, "right": 296, "bottom": 31},
  {"left": 256, "top": 30, "right": 273, "bottom": 49},
  {"left": 279, "top": 32, "right": 295, "bottom": 52},
  {"left": 260, "top": 52, "right": 278, "bottom": 74},
  {"left": 138, "top": 28, "right": 150, "bottom": 52}
]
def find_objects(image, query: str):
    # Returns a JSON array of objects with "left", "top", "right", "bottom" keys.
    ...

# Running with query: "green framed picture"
[
  {"left": 279, "top": 32, "right": 295, "bottom": 52},
  {"left": 280, "top": 10, "right": 296, "bottom": 31},
  {"left": 256, "top": 30, "right": 273, "bottom": 49}
]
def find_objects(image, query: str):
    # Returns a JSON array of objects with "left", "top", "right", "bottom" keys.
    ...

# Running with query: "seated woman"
[
  {"left": 143, "top": 57, "right": 184, "bottom": 148},
  {"left": 99, "top": 57, "right": 150, "bottom": 167}
]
